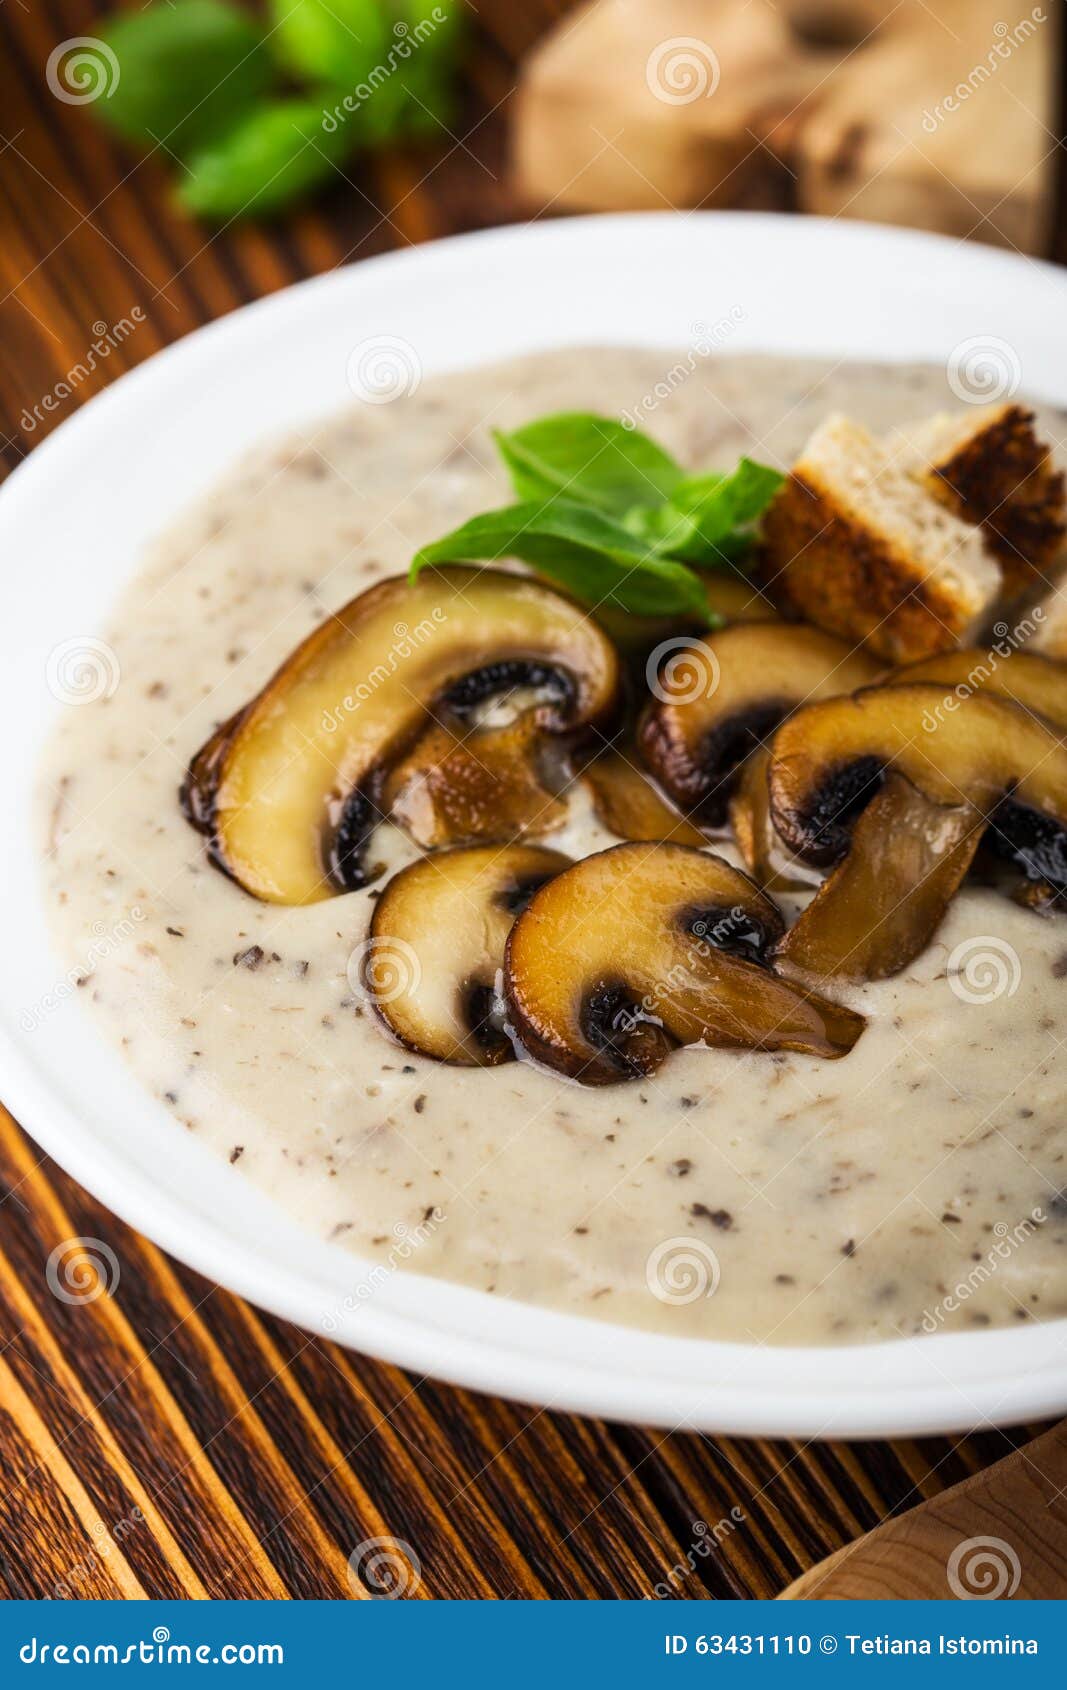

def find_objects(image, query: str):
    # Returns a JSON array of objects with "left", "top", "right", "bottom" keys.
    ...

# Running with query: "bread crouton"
[
  {"left": 889, "top": 403, "right": 1066, "bottom": 595},
  {"left": 760, "top": 415, "right": 1001, "bottom": 664}
]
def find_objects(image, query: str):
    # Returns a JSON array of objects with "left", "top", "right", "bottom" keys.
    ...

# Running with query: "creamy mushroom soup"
[{"left": 38, "top": 349, "right": 1067, "bottom": 1344}]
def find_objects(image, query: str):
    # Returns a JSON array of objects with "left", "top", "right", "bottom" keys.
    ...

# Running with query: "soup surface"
[{"left": 39, "top": 348, "right": 1067, "bottom": 1344}]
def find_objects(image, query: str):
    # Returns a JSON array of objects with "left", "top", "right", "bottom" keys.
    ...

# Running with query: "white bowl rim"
[{"left": 4, "top": 210, "right": 1067, "bottom": 1441}]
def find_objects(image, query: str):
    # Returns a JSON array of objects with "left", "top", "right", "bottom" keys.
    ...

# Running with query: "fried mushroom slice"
[
  {"left": 891, "top": 649, "right": 1067, "bottom": 729},
  {"left": 769, "top": 684, "right": 1067, "bottom": 883},
  {"left": 582, "top": 749, "right": 707, "bottom": 845},
  {"left": 503, "top": 843, "right": 865, "bottom": 1085},
  {"left": 776, "top": 776, "right": 984, "bottom": 981},
  {"left": 381, "top": 714, "right": 566, "bottom": 849},
  {"left": 366, "top": 845, "right": 570, "bottom": 1065},
  {"left": 776, "top": 655, "right": 1067, "bottom": 978},
  {"left": 638, "top": 622, "right": 879, "bottom": 826},
  {"left": 594, "top": 573, "right": 776, "bottom": 656},
  {"left": 728, "top": 749, "right": 822, "bottom": 892},
  {"left": 181, "top": 567, "right": 618, "bottom": 904}
]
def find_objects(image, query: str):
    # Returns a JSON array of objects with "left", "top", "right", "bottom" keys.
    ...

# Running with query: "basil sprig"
[
  {"left": 90, "top": 0, "right": 464, "bottom": 222},
  {"left": 410, "top": 411, "right": 782, "bottom": 622}
]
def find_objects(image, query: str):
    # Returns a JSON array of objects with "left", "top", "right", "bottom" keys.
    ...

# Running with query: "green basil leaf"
[
  {"left": 178, "top": 98, "right": 349, "bottom": 221},
  {"left": 493, "top": 412, "right": 682, "bottom": 514},
  {"left": 630, "top": 457, "right": 783, "bottom": 564},
  {"left": 392, "top": 0, "right": 465, "bottom": 67},
  {"left": 277, "top": 1, "right": 462, "bottom": 145},
  {"left": 268, "top": 0, "right": 388, "bottom": 90},
  {"left": 322, "top": 50, "right": 457, "bottom": 149},
  {"left": 410, "top": 500, "right": 712, "bottom": 622},
  {"left": 678, "top": 457, "right": 783, "bottom": 532},
  {"left": 98, "top": 0, "right": 272, "bottom": 154}
]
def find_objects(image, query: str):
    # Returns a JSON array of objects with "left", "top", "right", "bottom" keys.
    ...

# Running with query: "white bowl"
[{"left": 4, "top": 212, "right": 1067, "bottom": 1439}]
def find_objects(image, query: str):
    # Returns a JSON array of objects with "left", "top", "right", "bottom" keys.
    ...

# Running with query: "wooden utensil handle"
[{"left": 781, "top": 1419, "right": 1067, "bottom": 1599}]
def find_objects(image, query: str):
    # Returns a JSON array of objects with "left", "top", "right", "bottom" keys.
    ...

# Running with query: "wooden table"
[{"left": 0, "top": 0, "right": 1055, "bottom": 1601}]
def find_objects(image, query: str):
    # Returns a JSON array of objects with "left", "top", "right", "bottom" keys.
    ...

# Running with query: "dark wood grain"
[{"left": 0, "top": 0, "right": 1062, "bottom": 1602}]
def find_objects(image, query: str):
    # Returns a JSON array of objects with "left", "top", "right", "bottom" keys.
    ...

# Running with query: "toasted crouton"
[
  {"left": 889, "top": 403, "right": 1066, "bottom": 595},
  {"left": 760, "top": 415, "right": 1001, "bottom": 664}
]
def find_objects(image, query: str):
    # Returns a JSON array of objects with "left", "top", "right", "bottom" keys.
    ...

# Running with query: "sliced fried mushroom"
[
  {"left": 777, "top": 654, "right": 1067, "bottom": 978},
  {"left": 181, "top": 567, "right": 619, "bottom": 903},
  {"left": 776, "top": 776, "right": 984, "bottom": 980},
  {"left": 582, "top": 749, "right": 707, "bottom": 845},
  {"left": 892, "top": 648, "right": 1067, "bottom": 729},
  {"left": 769, "top": 684, "right": 1067, "bottom": 881},
  {"left": 367, "top": 845, "right": 570, "bottom": 1065},
  {"left": 381, "top": 714, "right": 566, "bottom": 849},
  {"left": 639, "top": 622, "right": 879, "bottom": 826},
  {"left": 595, "top": 573, "right": 776, "bottom": 655},
  {"left": 728, "top": 749, "right": 823, "bottom": 892},
  {"left": 503, "top": 843, "right": 865, "bottom": 1085}
]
